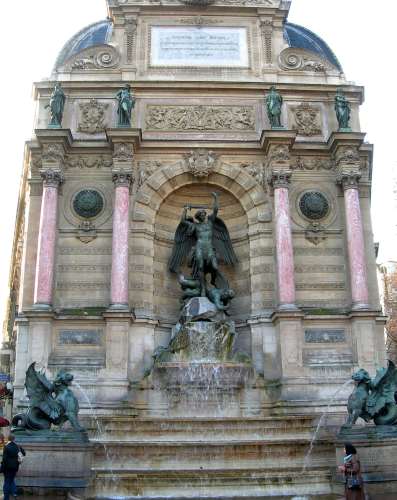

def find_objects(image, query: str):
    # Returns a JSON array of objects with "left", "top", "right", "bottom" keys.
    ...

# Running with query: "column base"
[
  {"left": 277, "top": 303, "right": 299, "bottom": 312},
  {"left": 351, "top": 302, "right": 370, "bottom": 311},
  {"left": 32, "top": 302, "right": 52, "bottom": 311},
  {"left": 108, "top": 303, "right": 130, "bottom": 311}
]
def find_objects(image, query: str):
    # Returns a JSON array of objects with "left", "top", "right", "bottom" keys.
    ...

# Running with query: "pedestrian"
[
  {"left": 338, "top": 442, "right": 365, "bottom": 500},
  {"left": 0, "top": 433, "right": 25, "bottom": 500}
]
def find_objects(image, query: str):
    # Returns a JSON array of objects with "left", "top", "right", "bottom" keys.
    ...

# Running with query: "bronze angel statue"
[
  {"left": 12, "top": 363, "right": 84, "bottom": 432},
  {"left": 169, "top": 192, "right": 238, "bottom": 298}
]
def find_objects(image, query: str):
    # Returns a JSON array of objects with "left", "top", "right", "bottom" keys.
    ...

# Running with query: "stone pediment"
[{"left": 59, "top": 44, "right": 121, "bottom": 71}]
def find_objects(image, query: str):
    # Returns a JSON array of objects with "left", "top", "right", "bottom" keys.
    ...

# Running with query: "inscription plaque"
[
  {"left": 59, "top": 329, "right": 103, "bottom": 346},
  {"left": 305, "top": 329, "right": 346, "bottom": 343},
  {"left": 150, "top": 27, "right": 249, "bottom": 67}
]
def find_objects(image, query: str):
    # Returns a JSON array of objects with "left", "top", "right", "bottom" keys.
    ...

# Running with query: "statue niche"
[{"left": 152, "top": 184, "right": 250, "bottom": 322}]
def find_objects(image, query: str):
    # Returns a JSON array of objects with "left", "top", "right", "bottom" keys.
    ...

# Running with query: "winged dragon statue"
[
  {"left": 346, "top": 360, "right": 397, "bottom": 427},
  {"left": 12, "top": 363, "right": 84, "bottom": 432},
  {"left": 168, "top": 192, "right": 238, "bottom": 307}
]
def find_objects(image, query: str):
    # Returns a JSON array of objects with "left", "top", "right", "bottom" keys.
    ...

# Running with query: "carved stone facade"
[
  {"left": 291, "top": 103, "right": 322, "bottom": 136},
  {"left": 184, "top": 150, "right": 218, "bottom": 177},
  {"left": 2, "top": 1, "right": 386, "bottom": 498},
  {"left": 145, "top": 105, "right": 255, "bottom": 131},
  {"left": 78, "top": 99, "right": 109, "bottom": 134}
]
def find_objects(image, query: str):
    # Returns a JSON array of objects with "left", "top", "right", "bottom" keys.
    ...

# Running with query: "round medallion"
[
  {"left": 73, "top": 189, "right": 104, "bottom": 219},
  {"left": 299, "top": 191, "right": 329, "bottom": 220}
]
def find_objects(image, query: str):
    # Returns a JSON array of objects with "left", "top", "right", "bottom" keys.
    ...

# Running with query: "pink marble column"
[
  {"left": 271, "top": 171, "right": 296, "bottom": 309},
  {"left": 110, "top": 170, "right": 133, "bottom": 309},
  {"left": 34, "top": 169, "right": 63, "bottom": 308},
  {"left": 339, "top": 173, "right": 369, "bottom": 309}
]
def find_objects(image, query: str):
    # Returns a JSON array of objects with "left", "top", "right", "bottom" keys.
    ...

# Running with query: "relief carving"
[
  {"left": 66, "top": 45, "right": 120, "bottom": 70},
  {"left": 113, "top": 143, "right": 134, "bottom": 162},
  {"left": 184, "top": 150, "right": 218, "bottom": 178},
  {"left": 78, "top": 99, "right": 109, "bottom": 134},
  {"left": 42, "top": 144, "right": 65, "bottom": 163},
  {"left": 292, "top": 156, "right": 334, "bottom": 171},
  {"left": 145, "top": 105, "right": 255, "bottom": 131},
  {"left": 305, "top": 222, "right": 327, "bottom": 246},
  {"left": 240, "top": 161, "right": 266, "bottom": 186},
  {"left": 64, "top": 155, "right": 113, "bottom": 170},
  {"left": 291, "top": 103, "right": 322, "bottom": 136},
  {"left": 136, "top": 160, "right": 162, "bottom": 187},
  {"left": 279, "top": 48, "right": 332, "bottom": 73}
]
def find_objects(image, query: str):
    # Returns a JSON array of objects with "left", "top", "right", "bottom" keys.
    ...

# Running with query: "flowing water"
[
  {"left": 301, "top": 378, "right": 353, "bottom": 474},
  {"left": 73, "top": 381, "right": 118, "bottom": 485}
]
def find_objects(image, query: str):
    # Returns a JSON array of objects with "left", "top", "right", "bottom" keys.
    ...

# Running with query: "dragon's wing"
[
  {"left": 25, "top": 363, "right": 62, "bottom": 421},
  {"left": 212, "top": 217, "right": 238, "bottom": 266},
  {"left": 367, "top": 360, "right": 397, "bottom": 416},
  {"left": 168, "top": 219, "right": 195, "bottom": 273}
]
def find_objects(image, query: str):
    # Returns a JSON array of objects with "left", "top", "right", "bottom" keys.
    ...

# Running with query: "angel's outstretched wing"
[
  {"left": 367, "top": 360, "right": 397, "bottom": 417},
  {"left": 25, "top": 363, "right": 62, "bottom": 421},
  {"left": 212, "top": 217, "right": 238, "bottom": 266},
  {"left": 168, "top": 218, "right": 196, "bottom": 273}
]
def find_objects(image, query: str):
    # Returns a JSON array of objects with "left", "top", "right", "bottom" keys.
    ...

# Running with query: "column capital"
[
  {"left": 268, "top": 169, "right": 292, "bottom": 189},
  {"left": 337, "top": 170, "right": 361, "bottom": 191},
  {"left": 112, "top": 167, "right": 134, "bottom": 189},
  {"left": 39, "top": 168, "right": 64, "bottom": 188}
]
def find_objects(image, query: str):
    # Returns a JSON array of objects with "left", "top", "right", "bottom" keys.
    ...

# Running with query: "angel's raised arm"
[{"left": 209, "top": 192, "right": 219, "bottom": 221}]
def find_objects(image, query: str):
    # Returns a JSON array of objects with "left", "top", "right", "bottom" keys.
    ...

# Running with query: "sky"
[{"left": 0, "top": 0, "right": 396, "bottom": 335}]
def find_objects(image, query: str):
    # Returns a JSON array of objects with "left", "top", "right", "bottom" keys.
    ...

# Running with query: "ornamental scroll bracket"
[
  {"left": 62, "top": 44, "right": 121, "bottom": 71},
  {"left": 278, "top": 48, "right": 337, "bottom": 74}
]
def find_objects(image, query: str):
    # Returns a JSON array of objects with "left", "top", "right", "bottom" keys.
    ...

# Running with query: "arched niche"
[{"left": 153, "top": 183, "right": 250, "bottom": 323}]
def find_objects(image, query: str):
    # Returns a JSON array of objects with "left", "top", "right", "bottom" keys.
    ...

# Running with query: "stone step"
[
  {"left": 88, "top": 467, "right": 335, "bottom": 499},
  {"left": 91, "top": 438, "right": 334, "bottom": 471},
  {"left": 84, "top": 415, "right": 317, "bottom": 441}
]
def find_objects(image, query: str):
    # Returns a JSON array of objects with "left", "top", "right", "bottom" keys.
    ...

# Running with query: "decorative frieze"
[
  {"left": 78, "top": 99, "right": 109, "bottom": 134},
  {"left": 65, "top": 155, "right": 112, "bottom": 170},
  {"left": 145, "top": 105, "right": 255, "bottom": 131},
  {"left": 305, "top": 329, "right": 346, "bottom": 344},
  {"left": 292, "top": 156, "right": 334, "bottom": 171},
  {"left": 291, "top": 103, "right": 322, "bottom": 136}
]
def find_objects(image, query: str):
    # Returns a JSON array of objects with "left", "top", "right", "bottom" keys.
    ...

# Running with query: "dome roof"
[
  {"left": 284, "top": 22, "right": 342, "bottom": 71},
  {"left": 55, "top": 20, "right": 112, "bottom": 69},
  {"left": 54, "top": 19, "right": 342, "bottom": 72}
]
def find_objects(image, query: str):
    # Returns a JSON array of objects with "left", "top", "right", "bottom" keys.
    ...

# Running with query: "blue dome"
[
  {"left": 284, "top": 22, "right": 342, "bottom": 71},
  {"left": 54, "top": 19, "right": 342, "bottom": 72},
  {"left": 55, "top": 20, "right": 112, "bottom": 69}
]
